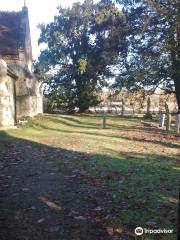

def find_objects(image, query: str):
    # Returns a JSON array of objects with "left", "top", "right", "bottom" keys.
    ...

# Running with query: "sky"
[{"left": 0, "top": 0, "right": 82, "bottom": 59}]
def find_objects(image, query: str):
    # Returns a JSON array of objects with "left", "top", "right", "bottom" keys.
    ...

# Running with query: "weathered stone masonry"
[{"left": 0, "top": 6, "right": 43, "bottom": 126}]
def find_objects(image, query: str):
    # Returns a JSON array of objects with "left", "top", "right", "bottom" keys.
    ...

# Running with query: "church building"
[{"left": 0, "top": 5, "right": 43, "bottom": 127}]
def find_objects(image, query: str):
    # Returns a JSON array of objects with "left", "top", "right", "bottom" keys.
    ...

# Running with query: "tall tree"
[
  {"left": 113, "top": 0, "right": 180, "bottom": 112},
  {"left": 38, "top": 0, "right": 127, "bottom": 112}
]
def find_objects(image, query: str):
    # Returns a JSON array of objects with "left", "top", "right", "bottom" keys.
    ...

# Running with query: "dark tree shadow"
[
  {"left": 45, "top": 115, "right": 99, "bottom": 129},
  {"left": 0, "top": 131, "right": 179, "bottom": 240}
]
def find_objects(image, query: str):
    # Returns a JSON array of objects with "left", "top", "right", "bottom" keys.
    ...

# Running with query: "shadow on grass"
[
  {"left": 45, "top": 115, "right": 100, "bottom": 129},
  {"left": 0, "top": 131, "right": 179, "bottom": 240},
  {"left": 44, "top": 114, "right": 177, "bottom": 135},
  {"left": 33, "top": 119, "right": 180, "bottom": 149},
  {"left": 45, "top": 115, "right": 148, "bottom": 130}
]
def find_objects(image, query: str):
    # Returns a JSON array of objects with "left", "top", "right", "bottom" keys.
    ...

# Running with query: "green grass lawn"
[{"left": 0, "top": 114, "right": 179, "bottom": 240}]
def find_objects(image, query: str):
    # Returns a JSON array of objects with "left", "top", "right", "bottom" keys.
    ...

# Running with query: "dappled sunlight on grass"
[
  {"left": 0, "top": 114, "right": 179, "bottom": 240},
  {"left": 161, "top": 196, "right": 178, "bottom": 204},
  {"left": 172, "top": 166, "right": 180, "bottom": 171},
  {"left": 4, "top": 114, "right": 180, "bottom": 159}
]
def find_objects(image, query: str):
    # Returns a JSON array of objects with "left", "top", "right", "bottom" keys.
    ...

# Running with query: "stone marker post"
[
  {"left": 165, "top": 103, "right": 171, "bottom": 131},
  {"left": 175, "top": 114, "right": 180, "bottom": 133},
  {"left": 159, "top": 111, "right": 165, "bottom": 127},
  {"left": 121, "top": 99, "right": 125, "bottom": 116},
  {"left": 147, "top": 97, "right": 151, "bottom": 115},
  {"left": 102, "top": 115, "right": 106, "bottom": 129}
]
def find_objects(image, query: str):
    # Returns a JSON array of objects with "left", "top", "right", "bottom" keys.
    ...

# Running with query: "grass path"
[{"left": 0, "top": 114, "right": 179, "bottom": 240}]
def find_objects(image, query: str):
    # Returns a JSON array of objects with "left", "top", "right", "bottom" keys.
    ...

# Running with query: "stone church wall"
[
  {"left": 0, "top": 7, "right": 43, "bottom": 126},
  {"left": 0, "top": 75, "right": 15, "bottom": 126},
  {"left": 16, "top": 95, "right": 43, "bottom": 118},
  {"left": 6, "top": 61, "right": 43, "bottom": 119}
]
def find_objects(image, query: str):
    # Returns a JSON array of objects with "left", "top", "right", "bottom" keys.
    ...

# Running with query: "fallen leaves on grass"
[
  {"left": 38, "top": 197, "right": 61, "bottom": 211},
  {"left": 73, "top": 216, "right": 87, "bottom": 220},
  {"left": 106, "top": 226, "right": 136, "bottom": 238},
  {"left": 64, "top": 174, "right": 77, "bottom": 179},
  {"left": 146, "top": 219, "right": 157, "bottom": 227},
  {"left": 66, "top": 210, "right": 79, "bottom": 217},
  {"left": 22, "top": 188, "right": 30, "bottom": 192},
  {"left": 147, "top": 160, "right": 156, "bottom": 166},
  {"left": 66, "top": 210, "right": 87, "bottom": 220},
  {"left": 37, "top": 218, "right": 45, "bottom": 223},
  {"left": 49, "top": 226, "right": 60, "bottom": 233},
  {"left": 114, "top": 227, "right": 124, "bottom": 234},
  {"left": 93, "top": 206, "right": 104, "bottom": 211},
  {"left": 106, "top": 226, "right": 114, "bottom": 236},
  {"left": 64, "top": 152, "right": 91, "bottom": 161}
]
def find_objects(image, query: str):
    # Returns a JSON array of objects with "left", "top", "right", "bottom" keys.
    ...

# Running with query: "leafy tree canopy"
[
  {"left": 38, "top": 0, "right": 128, "bottom": 112},
  {"left": 113, "top": 0, "right": 180, "bottom": 112}
]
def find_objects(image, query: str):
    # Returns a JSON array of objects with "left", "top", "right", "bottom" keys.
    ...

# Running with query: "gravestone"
[
  {"left": 159, "top": 111, "right": 165, "bottom": 127},
  {"left": 102, "top": 115, "right": 106, "bottom": 129},
  {"left": 175, "top": 114, "right": 180, "bottom": 133},
  {"left": 165, "top": 103, "right": 171, "bottom": 131},
  {"left": 121, "top": 99, "right": 125, "bottom": 116}
]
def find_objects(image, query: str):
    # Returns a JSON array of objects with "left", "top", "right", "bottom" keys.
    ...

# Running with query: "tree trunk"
[
  {"left": 78, "top": 107, "right": 89, "bottom": 113},
  {"left": 147, "top": 97, "right": 151, "bottom": 114},
  {"left": 174, "top": 1, "right": 180, "bottom": 113},
  {"left": 77, "top": 93, "right": 90, "bottom": 113},
  {"left": 170, "top": 1, "right": 180, "bottom": 113},
  {"left": 174, "top": 79, "right": 180, "bottom": 113},
  {"left": 165, "top": 103, "right": 171, "bottom": 132}
]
